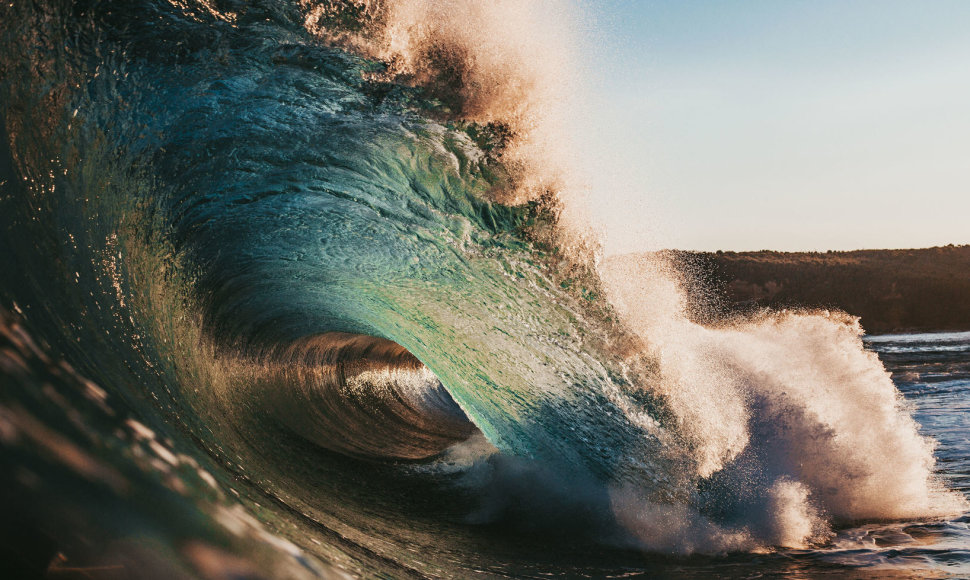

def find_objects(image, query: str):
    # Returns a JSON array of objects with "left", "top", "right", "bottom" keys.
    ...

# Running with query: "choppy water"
[{"left": 1, "top": 1, "right": 968, "bottom": 578}]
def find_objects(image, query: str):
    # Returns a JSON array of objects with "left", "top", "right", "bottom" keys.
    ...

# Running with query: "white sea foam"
[{"left": 601, "top": 253, "right": 968, "bottom": 549}]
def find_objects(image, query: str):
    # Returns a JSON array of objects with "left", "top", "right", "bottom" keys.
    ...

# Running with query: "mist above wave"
[{"left": 2, "top": 0, "right": 966, "bottom": 568}]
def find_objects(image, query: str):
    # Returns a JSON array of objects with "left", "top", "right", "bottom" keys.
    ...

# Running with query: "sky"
[{"left": 580, "top": 0, "right": 970, "bottom": 254}]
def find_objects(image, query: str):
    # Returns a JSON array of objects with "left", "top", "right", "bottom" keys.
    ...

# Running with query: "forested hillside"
[{"left": 677, "top": 246, "right": 970, "bottom": 334}]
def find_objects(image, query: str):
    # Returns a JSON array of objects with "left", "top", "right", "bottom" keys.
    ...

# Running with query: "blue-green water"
[{"left": 1, "top": 2, "right": 967, "bottom": 578}]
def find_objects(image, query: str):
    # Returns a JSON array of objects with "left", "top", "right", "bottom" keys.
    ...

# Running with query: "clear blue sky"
[{"left": 581, "top": 1, "right": 970, "bottom": 253}]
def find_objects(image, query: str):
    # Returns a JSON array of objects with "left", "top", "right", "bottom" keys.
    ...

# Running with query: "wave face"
[{"left": 1, "top": 1, "right": 966, "bottom": 578}]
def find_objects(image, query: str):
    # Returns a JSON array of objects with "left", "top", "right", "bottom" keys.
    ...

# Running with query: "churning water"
[{"left": 1, "top": 1, "right": 967, "bottom": 578}]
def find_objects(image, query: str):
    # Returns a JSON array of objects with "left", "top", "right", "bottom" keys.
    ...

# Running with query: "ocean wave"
[{"left": 1, "top": 1, "right": 966, "bottom": 577}]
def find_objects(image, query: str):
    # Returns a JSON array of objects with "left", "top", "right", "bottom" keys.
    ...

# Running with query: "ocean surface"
[{"left": 2, "top": 1, "right": 968, "bottom": 578}]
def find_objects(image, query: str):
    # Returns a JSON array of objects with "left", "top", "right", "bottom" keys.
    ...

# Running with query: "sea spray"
[
  {"left": 600, "top": 252, "right": 968, "bottom": 548},
  {"left": 1, "top": 1, "right": 968, "bottom": 576},
  {"left": 302, "top": 0, "right": 599, "bottom": 247}
]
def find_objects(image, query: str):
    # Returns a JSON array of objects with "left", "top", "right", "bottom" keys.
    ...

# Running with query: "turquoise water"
[{"left": 1, "top": 2, "right": 967, "bottom": 578}]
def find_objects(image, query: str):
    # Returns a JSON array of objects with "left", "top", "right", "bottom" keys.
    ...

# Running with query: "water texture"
[{"left": 1, "top": 1, "right": 967, "bottom": 578}]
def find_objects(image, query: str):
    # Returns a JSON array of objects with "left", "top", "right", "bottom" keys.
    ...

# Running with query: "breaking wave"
[{"left": 0, "top": 1, "right": 964, "bottom": 577}]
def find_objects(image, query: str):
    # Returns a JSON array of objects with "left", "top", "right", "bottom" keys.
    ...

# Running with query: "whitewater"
[{"left": 1, "top": 1, "right": 967, "bottom": 578}]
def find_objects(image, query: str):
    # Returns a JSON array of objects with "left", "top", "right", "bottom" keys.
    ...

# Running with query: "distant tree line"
[{"left": 676, "top": 245, "right": 970, "bottom": 334}]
